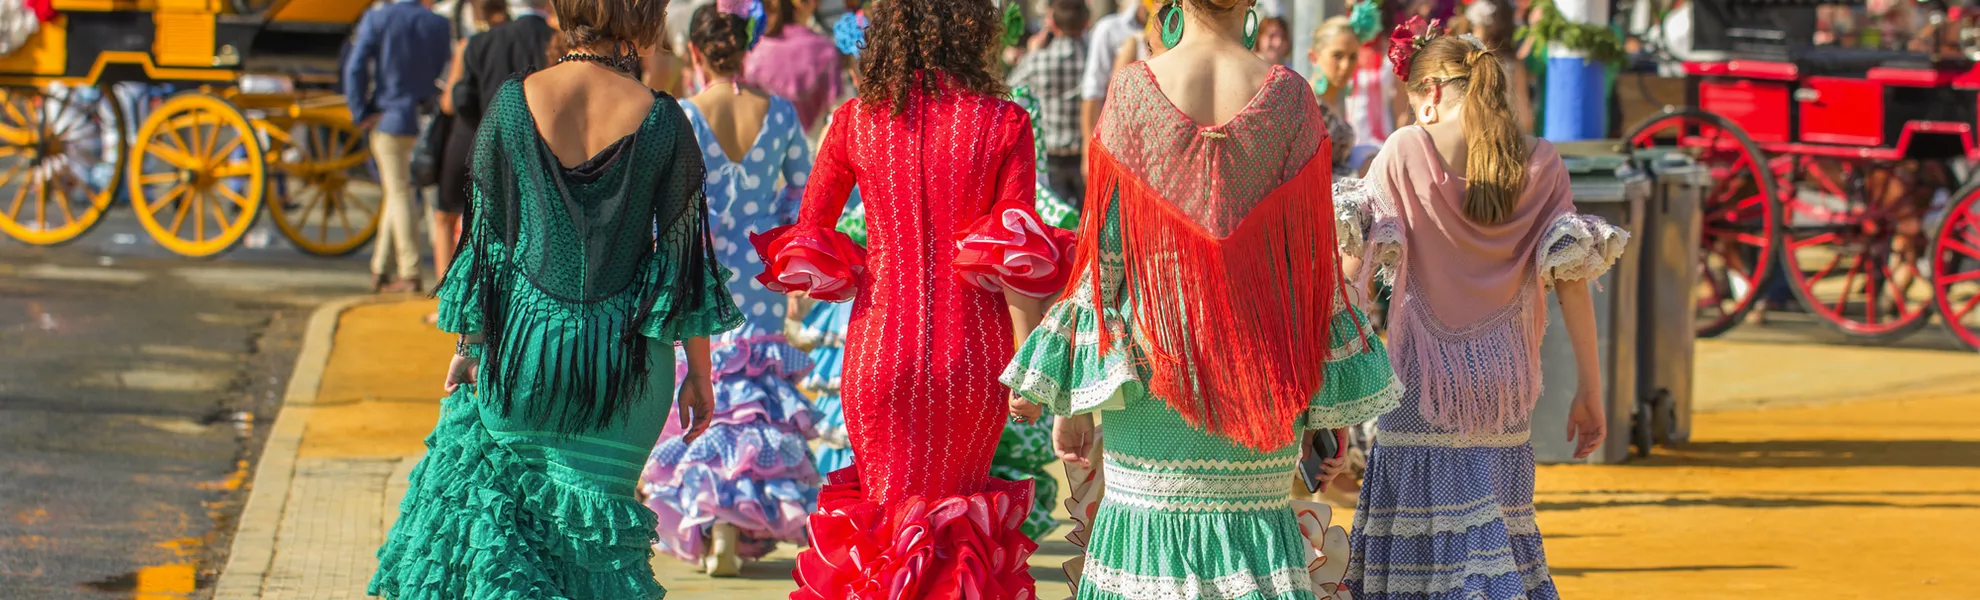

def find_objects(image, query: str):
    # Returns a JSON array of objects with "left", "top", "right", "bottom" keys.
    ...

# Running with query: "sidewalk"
[{"left": 215, "top": 298, "right": 1980, "bottom": 599}]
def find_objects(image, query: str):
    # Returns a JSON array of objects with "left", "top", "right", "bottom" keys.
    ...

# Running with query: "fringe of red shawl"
[{"left": 1075, "top": 142, "right": 1343, "bottom": 452}]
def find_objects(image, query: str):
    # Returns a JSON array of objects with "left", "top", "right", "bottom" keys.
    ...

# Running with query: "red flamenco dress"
[{"left": 751, "top": 78, "right": 1074, "bottom": 599}]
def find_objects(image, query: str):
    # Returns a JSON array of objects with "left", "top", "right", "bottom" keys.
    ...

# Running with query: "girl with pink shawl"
[{"left": 1337, "top": 24, "right": 1627, "bottom": 600}]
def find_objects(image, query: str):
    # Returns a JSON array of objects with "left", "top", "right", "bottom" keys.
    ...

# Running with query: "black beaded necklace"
[{"left": 558, "top": 51, "right": 641, "bottom": 75}]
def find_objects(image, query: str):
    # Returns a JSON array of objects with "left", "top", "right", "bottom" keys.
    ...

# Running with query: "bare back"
[
  {"left": 522, "top": 62, "right": 657, "bottom": 168},
  {"left": 687, "top": 86, "right": 773, "bottom": 163},
  {"left": 1143, "top": 41, "right": 1275, "bottom": 129}
]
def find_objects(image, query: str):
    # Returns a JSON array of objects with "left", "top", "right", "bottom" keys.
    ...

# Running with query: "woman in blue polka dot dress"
[{"left": 639, "top": 5, "right": 822, "bottom": 578}]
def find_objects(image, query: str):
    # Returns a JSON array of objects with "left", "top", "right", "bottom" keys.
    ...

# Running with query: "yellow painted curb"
[{"left": 211, "top": 295, "right": 380, "bottom": 600}]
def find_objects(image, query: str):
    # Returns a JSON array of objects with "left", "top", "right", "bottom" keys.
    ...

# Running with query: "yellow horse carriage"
[{"left": 0, "top": 0, "right": 383, "bottom": 257}]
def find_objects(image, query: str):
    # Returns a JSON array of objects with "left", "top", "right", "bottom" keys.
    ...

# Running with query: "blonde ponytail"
[{"left": 1457, "top": 47, "right": 1526, "bottom": 225}]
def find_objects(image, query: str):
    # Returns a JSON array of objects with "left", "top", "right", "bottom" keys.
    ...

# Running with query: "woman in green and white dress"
[{"left": 1001, "top": 1, "right": 1400, "bottom": 597}]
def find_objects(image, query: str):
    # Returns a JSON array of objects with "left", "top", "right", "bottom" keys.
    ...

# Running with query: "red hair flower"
[{"left": 1386, "top": 16, "right": 1444, "bottom": 80}]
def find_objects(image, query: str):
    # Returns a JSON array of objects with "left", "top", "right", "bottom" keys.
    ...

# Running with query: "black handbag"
[{"left": 410, "top": 113, "right": 452, "bottom": 188}]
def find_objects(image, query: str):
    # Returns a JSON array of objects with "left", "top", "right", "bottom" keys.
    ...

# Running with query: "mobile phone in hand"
[{"left": 1299, "top": 429, "right": 1344, "bottom": 494}]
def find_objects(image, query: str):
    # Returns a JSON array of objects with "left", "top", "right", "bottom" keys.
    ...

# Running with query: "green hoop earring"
[
  {"left": 1241, "top": 9, "right": 1259, "bottom": 50},
  {"left": 1160, "top": 2, "right": 1184, "bottom": 49},
  {"left": 1313, "top": 74, "right": 1355, "bottom": 98}
]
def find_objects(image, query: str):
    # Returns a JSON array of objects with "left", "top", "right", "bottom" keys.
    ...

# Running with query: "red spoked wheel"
[
  {"left": 1626, "top": 109, "right": 1783, "bottom": 338},
  {"left": 1779, "top": 157, "right": 1940, "bottom": 341},
  {"left": 1931, "top": 181, "right": 1980, "bottom": 351}
]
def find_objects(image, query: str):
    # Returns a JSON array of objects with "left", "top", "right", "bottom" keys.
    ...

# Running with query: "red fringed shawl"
[{"left": 1076, "top": 140, "right": 1343, "bottom": 452}]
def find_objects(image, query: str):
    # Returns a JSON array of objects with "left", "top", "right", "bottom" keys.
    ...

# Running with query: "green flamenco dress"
[
  {"left": 368, "top": 80, "right": 742, "bottom": 600},
  {"left": 1001, "top": 191, "right": 1401, "bottom": 599}
]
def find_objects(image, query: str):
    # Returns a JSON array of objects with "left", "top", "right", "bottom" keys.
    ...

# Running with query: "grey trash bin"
[
  {"left": 1531, "top": 146, "right": 1647, "bottom": 465},
  {"left": 1632, "top": 154, "right": 1708, "bottom": 452}
]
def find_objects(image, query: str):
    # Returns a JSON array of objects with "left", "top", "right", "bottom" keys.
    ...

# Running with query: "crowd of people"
[{"left": 345, "top": 0, "right": 1628, "bottom": 599}]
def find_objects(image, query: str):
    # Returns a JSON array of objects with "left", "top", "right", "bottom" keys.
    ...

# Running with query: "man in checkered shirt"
[{"left": 1007, "top": 0, "right": 1092, "bottom": 203}]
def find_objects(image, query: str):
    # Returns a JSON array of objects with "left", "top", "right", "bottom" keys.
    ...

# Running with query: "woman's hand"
[
  {"left": 1299, "top": 428, "right": 1351, "bottom": 485},
  {"left": 1567, "top": 390, "right": 1606, "bottom": 459},
  {"left": 1053, "top": 413, "right": 1096, "bottom": 466},
  {"left": 677, "top": 367, "right": 715, "bottom": 444},
  {"left": 678, "top": 337, "right": 716, "bottom": 444},
  {"left": 1555, "top": 279, "right": 1605, "bottom": 459},
  {"left": 1008, "top": 391, "right": 1042, "bottom": 423},
  {"left": 444, "top": 354, "right": 478, "bottom": 393}
]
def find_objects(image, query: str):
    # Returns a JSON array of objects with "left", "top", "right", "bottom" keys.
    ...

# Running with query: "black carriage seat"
[{"left": 1787, "top": 47, "right": 1971, "bottom": 77}]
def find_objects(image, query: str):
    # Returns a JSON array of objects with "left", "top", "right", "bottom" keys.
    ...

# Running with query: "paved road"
[{"left": 0, "top": 212, "right": 382, "bottom": 599}]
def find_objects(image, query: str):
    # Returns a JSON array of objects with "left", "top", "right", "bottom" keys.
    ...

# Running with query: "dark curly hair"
[
  {"left": 859, "top": 0, "right": 1006, "bottom": 116},
  {"left": 689, "top": 4, "right": 752, "bottom": 76}
]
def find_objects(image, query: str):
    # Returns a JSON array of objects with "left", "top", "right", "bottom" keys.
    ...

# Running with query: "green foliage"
[{"left": 1516, "top": 0, "right": 1627, "bottom": 66}]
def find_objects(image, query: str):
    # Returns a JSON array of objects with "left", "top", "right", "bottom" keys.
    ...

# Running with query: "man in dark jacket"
[
  {"left": 453, "top": 0, "right": 556, "bottom": 125},
  {"left": 425, "top": 0, "right": 556, "bottom": 325}
]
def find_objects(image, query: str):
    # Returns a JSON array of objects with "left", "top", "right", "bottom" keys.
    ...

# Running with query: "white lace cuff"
[
  {"left": 1538, "top": 213, "right": 1630, "bottom": 285},
  {"left": 1332, "top": 177, "right": 1404, "bottom": 286}
]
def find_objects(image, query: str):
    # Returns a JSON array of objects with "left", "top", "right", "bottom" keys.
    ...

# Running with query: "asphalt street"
[{"left": 0, "top": 209, "right": 379, "bottom": 599}]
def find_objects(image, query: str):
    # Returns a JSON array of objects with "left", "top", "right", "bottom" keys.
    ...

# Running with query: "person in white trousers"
[
  {"left": 369, "top": 132, "right": 425, "bottom": 292},
  {"left": 343, "top": 0, "right": 452, "bottom": 293}
]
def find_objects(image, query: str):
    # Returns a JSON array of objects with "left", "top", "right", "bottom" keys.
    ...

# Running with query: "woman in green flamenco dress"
[
  {"left": 1001, "top": 0, "right": 1401, "bottom": 598},
  {"left": 366, "top": 5, "right": 743, "bottom": 598}
]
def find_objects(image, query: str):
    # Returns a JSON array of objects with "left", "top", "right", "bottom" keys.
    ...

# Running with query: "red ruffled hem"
[
  {"left": 790, "top": 467, "right": 1040, "bottom": 600},
  {"left": 954, "top": 202, "right": 1075, "bottom": 299},
  {"left": 751, "top": 223, "right": 868, "bottom": 303}
]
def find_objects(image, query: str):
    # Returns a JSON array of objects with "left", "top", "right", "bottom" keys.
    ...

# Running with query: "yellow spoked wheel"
[
  {"left": 129, "top": 93, "right": 266, "bottom": 258},
  {"left": 264, "top": 114, "right": 381, "bottom": 256},
  {"left": 0, "top": 85, "right": 129, "bottom": 246}
]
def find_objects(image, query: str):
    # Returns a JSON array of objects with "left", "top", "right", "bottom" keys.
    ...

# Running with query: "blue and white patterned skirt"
[{"left": 1345, "top": 387, "right": 1560, "bottom": 600}]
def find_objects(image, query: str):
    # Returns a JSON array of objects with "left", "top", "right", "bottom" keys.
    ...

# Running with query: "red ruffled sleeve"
[
  {"left": 751, "top": 102, "right": 865, "bottom": 304},
  {"left": 954, "top": 202, "right": 1076, "bottom": 299},
  {"left": 750, "top": 222, "right": 867, "bottom": 303},
  {"left": 951, "top": 106, "right": 1074, "bottom": 299}
]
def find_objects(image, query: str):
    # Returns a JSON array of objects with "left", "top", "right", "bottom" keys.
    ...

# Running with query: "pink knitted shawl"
[{"left": 1361, "top": 127, "right": 1574, "bottom": 433}]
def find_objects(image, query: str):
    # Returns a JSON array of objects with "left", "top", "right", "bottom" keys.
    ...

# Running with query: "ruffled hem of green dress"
[
  {"left": 1078, "top": 506, "right": 1320, "bottom": 600},
  {"left": 368, "top": 393, "right": 666, "bottom": 600}
]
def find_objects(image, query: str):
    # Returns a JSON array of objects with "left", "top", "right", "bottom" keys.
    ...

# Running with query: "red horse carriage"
[{"left": 1625, "top": 0, "right": 1980, "bottom": 349}]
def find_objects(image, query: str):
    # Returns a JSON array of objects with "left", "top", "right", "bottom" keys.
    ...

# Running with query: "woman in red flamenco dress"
[{"left": 750, "top": 0, "right": 1074, "bottom": 598}]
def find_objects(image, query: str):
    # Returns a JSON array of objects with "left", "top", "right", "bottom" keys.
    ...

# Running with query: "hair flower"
[
  {"left": 717, "top": 0, "right": 767, "bottom": 50},
  {"left": 833, "top": 10, "right": 868, "bottom": 57},
  {"left": 1386, "top": 16, "right": 1444, "bottom": 80},
  {"left": 747, "top": 0, "right": 767, "bottom": 49},
  {"left": 1348, "top": 1, "right": 1383, "bottom": 42}
]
